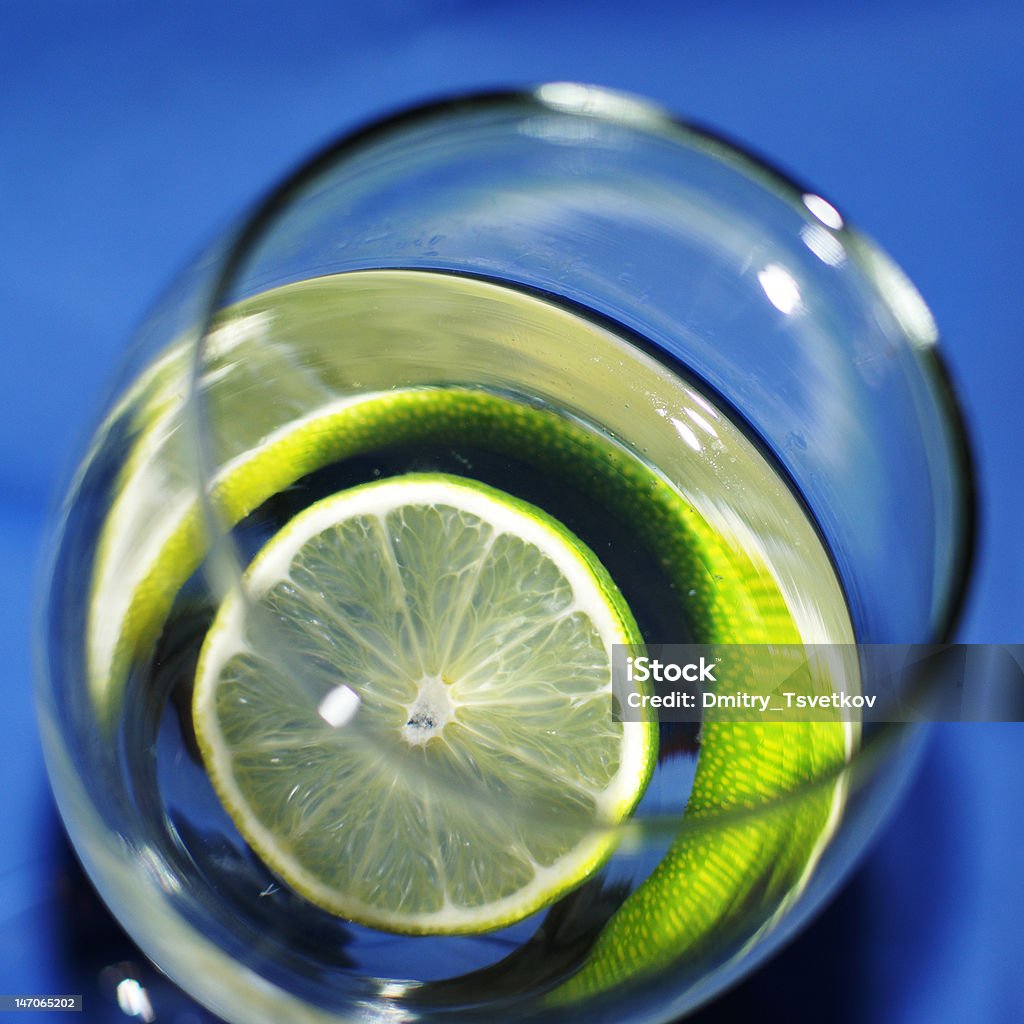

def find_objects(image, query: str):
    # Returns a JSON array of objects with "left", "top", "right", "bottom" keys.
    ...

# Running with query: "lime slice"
[{"left": 192, "top": 473, "right": 656, "bottom": 935}]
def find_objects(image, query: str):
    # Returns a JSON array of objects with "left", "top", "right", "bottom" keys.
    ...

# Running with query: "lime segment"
[{"left": 192, "top": 474, "right": 655, "bottom": 934}]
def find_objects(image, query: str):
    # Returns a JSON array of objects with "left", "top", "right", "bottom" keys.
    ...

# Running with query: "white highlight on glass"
[
  {"left": 802, "top": 192, "right": 844, "bottom": 230},
  {"left": 800, "top": 222, "right": 847, "bottom": 267},
  {"left": 684, "top": 407, "right": 719, "bottom": 438},
  {"left": 318, "top": 684, "right": 361, "bottom": 728},
  {"left": 138, "top": 844, "right": 181, "bottom": 896},
  {"left": 859, "top": 245, "right": 940, "bottom": 348},
  {"left": 115, "top": 979, "right": 155, "bottom": 1022},
  {"left": 685, "top": 387, "right": 720, "bottom": 420},
  {"left": 205, "top": 311, "right": 272, "bottom": 361},
  {"left": 670, "top": 417, "right": 702, "bottom": 452},
  {"left": 534, "top": 82, "right": 665, "bottom": 128},
  {"left": 758, "top": 264, "right": 803, "bottom": 315}
]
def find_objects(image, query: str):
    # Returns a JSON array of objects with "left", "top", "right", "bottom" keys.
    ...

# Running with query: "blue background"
[{"left": 1, "top": 2, "right": 1021, "bottom": 1021}]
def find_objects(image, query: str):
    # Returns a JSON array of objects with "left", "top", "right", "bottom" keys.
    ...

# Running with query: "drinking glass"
[{"left": 37, "top": 84, "right": 974, "bottom": 1023}]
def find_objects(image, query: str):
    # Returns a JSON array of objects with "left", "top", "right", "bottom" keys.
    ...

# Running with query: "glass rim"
[{"left": 187, "top": 81, "right": 977, "bottom": 648}]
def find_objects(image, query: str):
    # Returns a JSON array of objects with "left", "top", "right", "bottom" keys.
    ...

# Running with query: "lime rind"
[
  {"left": 193, "top": 474, "right": 655, "bottom": 934},
  {"left": 550, "top": 519, "right": 849, "bottom": 1001}
]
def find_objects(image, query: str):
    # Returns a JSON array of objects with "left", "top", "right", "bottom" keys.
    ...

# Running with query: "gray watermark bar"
[
  {"left": 0, "top": 995, "right": 82, "bottom": 1012},
  {"left": 612, "top": 644, "right": 1024, "bottom": 723}
]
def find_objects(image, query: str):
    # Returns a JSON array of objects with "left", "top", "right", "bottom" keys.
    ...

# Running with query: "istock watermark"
[{"left": 612, "top": 644, "right": 1024, "bottom": 724}]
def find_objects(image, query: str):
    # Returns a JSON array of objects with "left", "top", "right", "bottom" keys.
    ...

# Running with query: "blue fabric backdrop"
[{"left": 2, "top": 3, "right": 1021, "bottom": 1020}]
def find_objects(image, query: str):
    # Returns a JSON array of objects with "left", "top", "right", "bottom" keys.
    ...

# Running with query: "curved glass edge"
[{"left": 185, "top": 82, "right": 976, "bottom": 649}]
